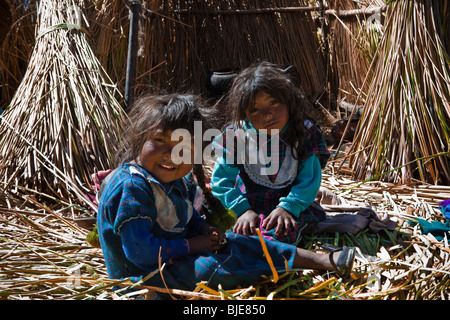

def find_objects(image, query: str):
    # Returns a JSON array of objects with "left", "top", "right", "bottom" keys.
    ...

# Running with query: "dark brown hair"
[{"left": 116, "top": 93, "right": 207, "bottom": 166}]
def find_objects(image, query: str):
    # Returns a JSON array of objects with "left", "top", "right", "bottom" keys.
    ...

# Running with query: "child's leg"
[
  {"left": 293, "top": 247, "right": 355, "bottom": 277},
  {"left": 293, "top": 247, "right": 332, "bottom": 270}
]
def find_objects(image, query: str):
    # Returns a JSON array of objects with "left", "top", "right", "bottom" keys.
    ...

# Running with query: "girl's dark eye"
[{"left": 152, "top": 137, "right": 165, "bottom": 143}]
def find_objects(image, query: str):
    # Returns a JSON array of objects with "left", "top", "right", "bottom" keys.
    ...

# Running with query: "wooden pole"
[{"left": 124, "top": 0, "right": 140, "bottom": 112}]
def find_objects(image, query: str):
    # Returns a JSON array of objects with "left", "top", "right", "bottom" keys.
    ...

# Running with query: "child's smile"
[
  {"left": 160, "top": 163, "right": 176, "bottom": 170},
  {"left": 137, "top": 129, "right": 194, "bottom": 183}
]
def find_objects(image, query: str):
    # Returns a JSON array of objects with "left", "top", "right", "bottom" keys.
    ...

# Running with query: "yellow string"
[{"left": 255, "top": 228, "right": 279, "bottom": 283}]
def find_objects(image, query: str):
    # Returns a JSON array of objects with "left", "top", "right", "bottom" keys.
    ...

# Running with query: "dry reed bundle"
[
  {"left": 0, "top": 0, "right": 126, "bottom": 204},
  {"left": 328, "top": 0, "right": 385, "bottom": 105},
  {"left": 342, "top": 0, "right": 450, "bottom": 185}
]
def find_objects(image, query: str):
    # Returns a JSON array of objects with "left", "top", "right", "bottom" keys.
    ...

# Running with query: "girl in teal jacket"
[{"left": 211, "top": 61, "right": 330, "bottom": 245}]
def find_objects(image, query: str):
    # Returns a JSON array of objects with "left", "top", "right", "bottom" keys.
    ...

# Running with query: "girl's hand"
[
  {"left": 261, "top": 207, "right": 297, "bottom": 236},
  {"left": 198, "top": 224, "right": 226, "bottom": 245},
  {"left": 187, "top": 224, "right": 226, "bottom": 254},
  {"left": 232, "top": 210, "right": 260, "bottom": 236},
  {"left": 187, "top": 235, "right": 223, "bottom": 254}
]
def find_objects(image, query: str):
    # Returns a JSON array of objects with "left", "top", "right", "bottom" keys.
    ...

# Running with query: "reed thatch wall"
[
  {"left": 0, "top": 0, "right": 12, "bottom": 46},
  {"left": 1, "top": 0, "right": 381, "bottom": 112},
  {"left": 327, "top": 0, "right": 385, "bottom": 106},
  {"left": 0, "top": 0, "right": 37, "bottom": 109},
  {"left": 88, "top": 0, "right": 328, "bottom": 102},
  {"left": 2, "top": 1, "right": 449, "bottom": 189}
]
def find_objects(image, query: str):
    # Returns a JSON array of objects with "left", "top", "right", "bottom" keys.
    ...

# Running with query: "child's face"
[
  {"left": 245, "top": 92, "right": 289, "bottom": 135},
  {"left": 138, "top": 129, "right": 194, "bottom": 183}
]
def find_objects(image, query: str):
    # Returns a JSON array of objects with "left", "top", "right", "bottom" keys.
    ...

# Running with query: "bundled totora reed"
[
  {"left": 342, "top": 0, "right": 450, "bottom": 185},
  {"left": 0, "top": 0, "right": 126, "bottom": 205}
]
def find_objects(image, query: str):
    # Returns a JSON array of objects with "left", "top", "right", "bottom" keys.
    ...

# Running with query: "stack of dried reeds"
[
  {"left": 0, "top": 0, "right": 126, "bottom": 204},
  {"left": 328, "top": 0, "right": 385, "bottom": 105},
  {"left": 341, "top": 0, "right": 450, "bottom": 185}
]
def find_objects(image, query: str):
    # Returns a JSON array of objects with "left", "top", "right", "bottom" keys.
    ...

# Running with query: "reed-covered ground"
[
  {"left": 0, "top": 0, "right": 449, "bottom": 301},
  {"left": 0, "top": 157, "right": 449, "bottom": 300}
]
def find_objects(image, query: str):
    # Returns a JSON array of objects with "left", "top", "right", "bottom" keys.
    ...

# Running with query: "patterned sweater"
[
  {"left": 97, "top": 163, "right": 205, "bottom": 280},
  {"left": 211, "top": 120, "right": 330, "bottom": 218}
]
